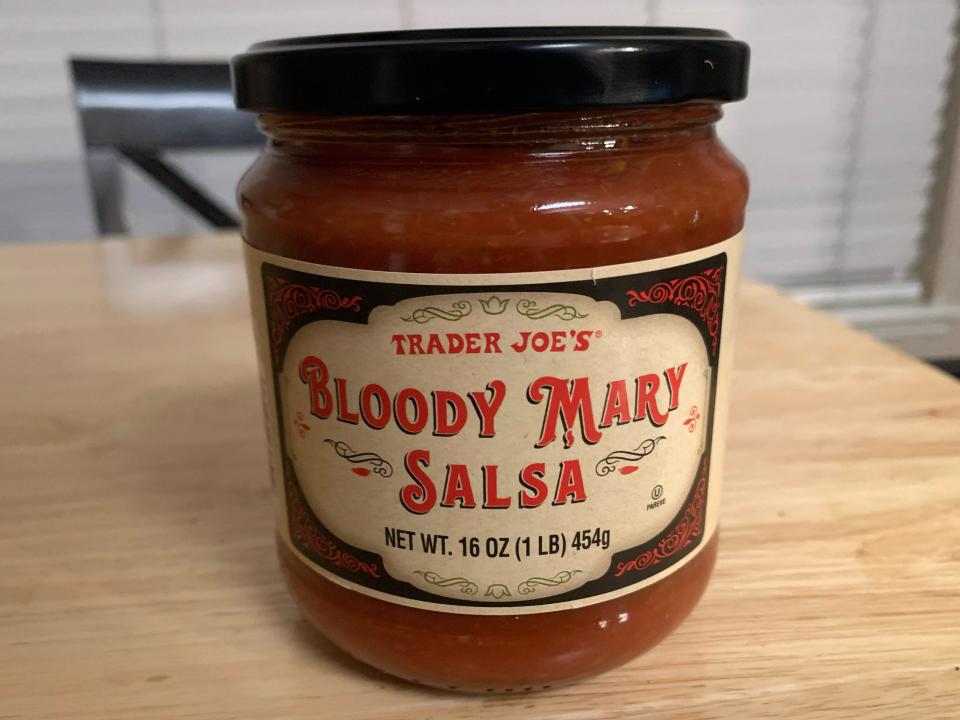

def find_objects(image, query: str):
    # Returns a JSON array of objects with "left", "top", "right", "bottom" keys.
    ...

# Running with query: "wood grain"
[{"left": 0, "top": 235, "right": 958, "bottom": 719}]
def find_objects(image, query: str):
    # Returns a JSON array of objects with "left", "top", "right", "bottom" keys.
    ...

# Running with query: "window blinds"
[{"left": 0, "top": 0, "right": 955, "bottom": 297}]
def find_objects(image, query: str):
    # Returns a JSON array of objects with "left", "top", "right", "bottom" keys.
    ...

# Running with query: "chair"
[{"left": 70, "top": 58, "right": 263, "bottom": 236}]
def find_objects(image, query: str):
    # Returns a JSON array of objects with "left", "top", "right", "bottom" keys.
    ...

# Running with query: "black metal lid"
[{"left": 231, "top": 27, "right": 749, "bottom": 115}]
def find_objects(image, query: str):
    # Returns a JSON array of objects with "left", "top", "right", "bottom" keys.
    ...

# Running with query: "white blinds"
[
  {"left": 0, "top": 0, "right": 955, "bottom": 296},
  {"left": 660, "top": 0, "right": 958, "bottom": 288}
]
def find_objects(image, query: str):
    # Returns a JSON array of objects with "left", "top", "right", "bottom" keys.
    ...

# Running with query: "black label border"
[{"left": 262, "top": 253, "right": 727, "bottom": 609}]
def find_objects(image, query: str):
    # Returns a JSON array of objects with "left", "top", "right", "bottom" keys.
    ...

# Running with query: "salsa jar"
[{"left": 232, "top": 27, "right": 749, "bottom": 692}]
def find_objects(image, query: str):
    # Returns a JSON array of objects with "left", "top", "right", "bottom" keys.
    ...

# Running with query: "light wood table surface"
[{"left": 1, "top": 235, "right": 958, "bottom": 719}]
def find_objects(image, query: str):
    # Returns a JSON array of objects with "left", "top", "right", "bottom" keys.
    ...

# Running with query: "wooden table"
[{"left": 1, "top": 235, "right": 958, "bottom": 719}]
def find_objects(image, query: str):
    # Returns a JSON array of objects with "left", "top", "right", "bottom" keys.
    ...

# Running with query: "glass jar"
[{"left": 233, "top": 27, "right": 749, "bottom": 692}]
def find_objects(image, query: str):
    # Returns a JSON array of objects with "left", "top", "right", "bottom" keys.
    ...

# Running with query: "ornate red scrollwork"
[
  {"left": 625, "top": 266, "right": 723, "bottom": 356},
  {"left": 285, "top": 476, "right": 380, "bottom": 578},
  {"left": 613, "top": 468, "right": 707, "bottom": 578},
  {"left": 266, "top": 277, "right": 362, "bottom": 360}
]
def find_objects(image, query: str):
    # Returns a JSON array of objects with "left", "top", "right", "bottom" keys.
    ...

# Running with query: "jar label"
[{"left": 245, "top": 234, "right": 741, "bottom": 614}]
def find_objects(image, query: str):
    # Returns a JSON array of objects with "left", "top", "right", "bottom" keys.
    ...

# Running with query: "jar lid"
[{"left": 231, "top": 27, "right": 749, "bottom": 115}]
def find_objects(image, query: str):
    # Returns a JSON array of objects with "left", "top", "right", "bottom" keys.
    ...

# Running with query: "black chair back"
[{"left": 70, "top": 58, "right": 262, "bottom": 236}]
